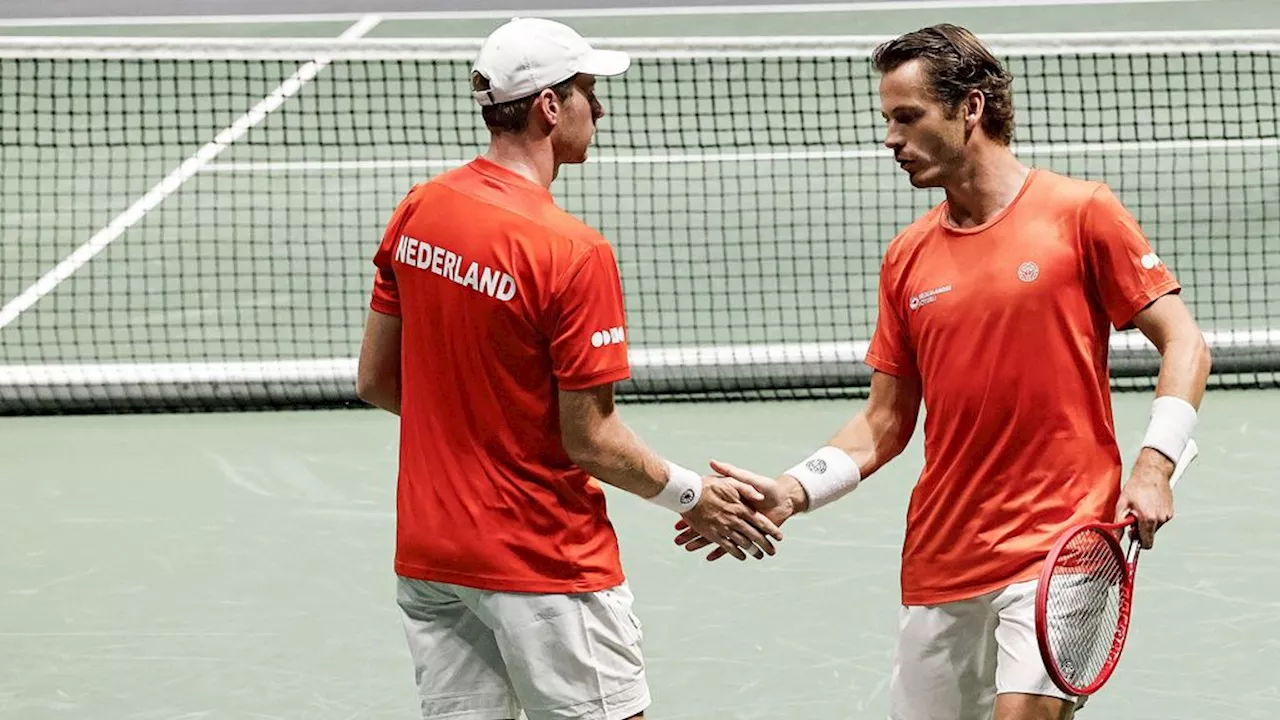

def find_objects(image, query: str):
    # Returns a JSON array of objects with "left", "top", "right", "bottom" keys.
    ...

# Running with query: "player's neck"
[
  {"left": 942, "top": 146, "right": 1030, "bottom": 230},
  {"left": 483, "top": 136, "right": 557, "bottom": 189}
]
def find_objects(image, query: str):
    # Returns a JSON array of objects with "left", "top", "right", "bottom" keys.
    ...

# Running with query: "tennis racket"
[{"left": 1034, "top": 438, "right": 1199, "bottom": 697}]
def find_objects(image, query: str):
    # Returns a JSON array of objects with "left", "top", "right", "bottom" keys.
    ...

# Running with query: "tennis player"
[
  {"left": 676, "top": 23, "right": 1211, "bottom": 720},
  {"left": 356, "top": 18, "right": 781, "bottom": 720}
]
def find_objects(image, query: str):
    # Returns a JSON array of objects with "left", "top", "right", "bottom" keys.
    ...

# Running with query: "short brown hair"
[
  {"left": 872, "top": 24, "right": 1015, "bottom": 145},
  {"left": 471, "top": 72, "right": 577, "bottom": 133}
]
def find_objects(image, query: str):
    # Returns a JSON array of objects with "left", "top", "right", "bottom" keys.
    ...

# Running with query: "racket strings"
[{"left": 1044, "top": 527, "right": 1127, "bottom": 688}]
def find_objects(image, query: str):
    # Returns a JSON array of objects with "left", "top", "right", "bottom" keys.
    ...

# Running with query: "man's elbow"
[
  {"left": 355, "top": 372, "right": 375, "bottom": 403},
  {"left": 883, "top": 425, "right": 913, "bottom": 462},
  {"left": 355, "top": 372, "right": 392, "bottom": 407},
  {"left": 1195, "top": 333, "right": 1213, "bottom": 378},
  {"left": 561, "top": 428, "right": 601, "bottom": 471},
  {"left": 562, "top": 413, "right": 619, "bottom": 475},
  {"left": 871, "top": 406, "right": 917, "bottom": 461},
  {"left": 1172, "top": 324, "right": 1212, "bottom": 380}
]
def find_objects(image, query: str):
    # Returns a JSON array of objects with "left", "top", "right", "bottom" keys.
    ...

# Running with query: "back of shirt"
[{"left": 368, "top": 157, "right": 632, "bottom": 594}]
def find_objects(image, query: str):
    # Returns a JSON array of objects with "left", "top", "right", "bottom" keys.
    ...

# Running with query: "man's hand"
[
  {"left": 1115, "top": 450, "right": 1176, "bottom": 549},
  {"left": 679, "top": 472, "right": 785, "bottom": 561},
  {"left": 675, "top": 460, "right": 805, "bottom": 561}
]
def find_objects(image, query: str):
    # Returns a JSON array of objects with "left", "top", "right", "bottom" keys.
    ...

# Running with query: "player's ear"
[
  {"left": 534, "top": 88, "right": 561, "bottom": 129},
  {"left": 964, "top": 88, "right": 984, "bottom": 132}
]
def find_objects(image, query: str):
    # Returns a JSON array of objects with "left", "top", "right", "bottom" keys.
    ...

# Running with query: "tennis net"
[{"left": 2, "top": 32, "right": 1278, "bottom": 412}]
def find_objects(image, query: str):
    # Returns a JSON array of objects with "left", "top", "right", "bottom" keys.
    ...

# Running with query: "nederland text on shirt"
[{"left": 393, "top": 234, "right": 518, "bottom": 301}]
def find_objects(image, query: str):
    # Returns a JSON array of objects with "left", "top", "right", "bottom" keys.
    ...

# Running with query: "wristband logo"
[
  {"left": 806, "top": 458, "right": 828, "bottom": 474},
  {"left": 679, "top": 488, "right": 697, "bottom": 505}
]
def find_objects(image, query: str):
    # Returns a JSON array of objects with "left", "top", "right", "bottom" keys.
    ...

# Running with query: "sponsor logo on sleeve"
[{"left": 591, "top": 326, "right": 626, "bottom": 348}]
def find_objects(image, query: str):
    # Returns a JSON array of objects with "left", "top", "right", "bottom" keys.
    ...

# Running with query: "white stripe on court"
[
  {"left": 0, "top": 0, "right": 1209, "bottom": 27},
  {"left": 0, "top": 14, "right": 382, "bottom": 332},
  {"left": 8, "top": 31, "right": 1280, "bottom": 60},
  {"left": 198, "top": 137, "right": 1280, "bottom": 174}
]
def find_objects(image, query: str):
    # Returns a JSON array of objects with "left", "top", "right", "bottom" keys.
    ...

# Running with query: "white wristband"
[
  {"left": 785, "top": 446, "right": 860, "bottom": 512},
  {"left": 649, "top": 461, "right": 702, "bottom": 514},
  {"left": 1141, "top": 395, "right": 1198, "bottom": 464}
]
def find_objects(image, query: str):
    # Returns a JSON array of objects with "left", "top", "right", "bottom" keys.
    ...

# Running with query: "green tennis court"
[{"left": 2, "top": 2, "right": 1279, "bottom": 718}]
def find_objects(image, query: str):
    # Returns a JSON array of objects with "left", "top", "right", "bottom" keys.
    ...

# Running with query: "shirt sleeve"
[
  {"left": 864, "top": 254, "right": 919, "bottom": 378},
  {"left": 1082, "top": 183, "right": 1182, "bottom": 331},
  {"left": 549, "top": 243, "right": 632, "bottom": 391},
  {"left": 369, "top": 187, "right": 420, "bottom": 317}
]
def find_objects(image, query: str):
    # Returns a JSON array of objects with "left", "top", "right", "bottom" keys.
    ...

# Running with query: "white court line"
[
  {"left": 200, "top": 137, "right": 1280, "bottom": 173},
  {"left": 7, "top": 31, "right": 1279, "bottom": 60},
  {"left": 0, "top": 0, "right": 1208, "bottom": 27},
  {"left": 0, "top": 15, "right": 382, "bottom": 332}
]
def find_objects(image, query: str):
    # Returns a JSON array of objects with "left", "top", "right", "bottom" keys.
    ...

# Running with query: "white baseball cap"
[{"left": 472, "top": 18, "right": 631, "bottom": 106}]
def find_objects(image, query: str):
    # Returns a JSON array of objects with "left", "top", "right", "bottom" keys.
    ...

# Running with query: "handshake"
[{"left": 669, "top": 460, "right": 808, "bottom": 562}]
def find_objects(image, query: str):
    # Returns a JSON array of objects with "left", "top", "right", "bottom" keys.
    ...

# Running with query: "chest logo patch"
[
  {"left": 1017, "top": 261, "right": 1040, "bottom": 283},
  {"left": 909, "top": 284, "right": 953, "bottom": 311}
]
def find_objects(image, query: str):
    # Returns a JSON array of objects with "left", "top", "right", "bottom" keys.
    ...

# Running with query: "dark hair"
[
  {"left": 470, "top": 73, "right": 578, "bottom": 133},
  {"left": 872, "top": 24, "right": 1015, "bottom": 145}
]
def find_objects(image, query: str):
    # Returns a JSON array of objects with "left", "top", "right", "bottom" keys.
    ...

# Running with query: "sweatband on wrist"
[
  {"left": 785, "top": 446, "right": 860, "bottom": 512},
  {"left": 649, "top": 461, "right": 702, "bottom": 514},
  {"left": 1141, "top": 395, "right": 1198, "bottom": 464}
]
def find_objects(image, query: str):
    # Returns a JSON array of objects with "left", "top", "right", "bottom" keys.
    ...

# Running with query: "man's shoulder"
[
  {"left": 1030, "top": 169, "right": 1107, "bottom": 210},
  {"left": 536, "top": 204, "right": 610, "bottom": 250},
  {"left": 422, "top": 163, "right": 480, "bottom": 196},
  {"left": 402, "top": 166, "right": 471, "bottom": 208},
  {"left": 429, "top": 165, "right": 610, "bottom": 250},
  {"left": 503, "top": 204, "right": 612, "bottom": 276},
  {"left": 393, "top": 179, "right": 434, "bottom": 206},
  {"left": 884, "top": 203, "right": 945, "bottom": 266}
]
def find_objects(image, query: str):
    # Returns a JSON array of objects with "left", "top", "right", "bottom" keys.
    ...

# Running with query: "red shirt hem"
[
  {"left": 369, "top": 298, "right": 401, "bottom": 317},
  {"left": 394, "top": 560, "right": 626, "bottom": 594},
  {"left": 1113, "top": 279, "right": 1182, "bottom": 330},
  {"left": 558, "top": 365, "right": 632, "bottom": 391},
  {"left": 864, "top": 351, "right": 917, "bottom": 379},
  {"left": 900, "top": 564, "right": 1043, "bottom": 607}
]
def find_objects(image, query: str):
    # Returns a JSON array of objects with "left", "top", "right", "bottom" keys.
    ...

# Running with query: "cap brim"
[{"left": 578, "top": 49, "right": 631, "bottom": 77}]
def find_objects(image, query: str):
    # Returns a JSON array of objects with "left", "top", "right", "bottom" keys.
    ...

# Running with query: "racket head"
[{"left": 1035, "top": 518, "right": 1137, "bottom": 696}]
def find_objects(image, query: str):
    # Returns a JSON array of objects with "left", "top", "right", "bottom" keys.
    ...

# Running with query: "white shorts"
[
  {"left": 396, "top": 576, "right": 650, "bottom": 720},
  {"left": 889, "top": 579, "right": 1087, "bottom": 720}
]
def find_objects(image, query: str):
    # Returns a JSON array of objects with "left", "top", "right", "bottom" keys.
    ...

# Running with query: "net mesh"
[
  {"left": 2, "top": 35, "right": 1278, "bottom": 412},
  {"left": 1043, "top": 526, "right": 1130, "bottom": 692}
]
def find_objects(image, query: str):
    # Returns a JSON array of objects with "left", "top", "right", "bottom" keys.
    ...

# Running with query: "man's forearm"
[
  {"left": 829, "top": 410, "right": 911, "bottom": 481},
  {"left": 779, "top": 408, "right": 912, "bottom": 511},
  {"left": 566, "top": 414, "right": 670, "bottom": 499},
  {"left": 1138, "top": 331, "right": 1210, "bottom": 479},
  {"left": 1154, "top": 331, "right": 1212, "bottom": 410}
]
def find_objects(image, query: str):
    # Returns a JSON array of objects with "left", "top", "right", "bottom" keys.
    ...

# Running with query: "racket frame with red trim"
[{"left": 1034, "top": 438, "right": 1199, "bottom": 696}]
